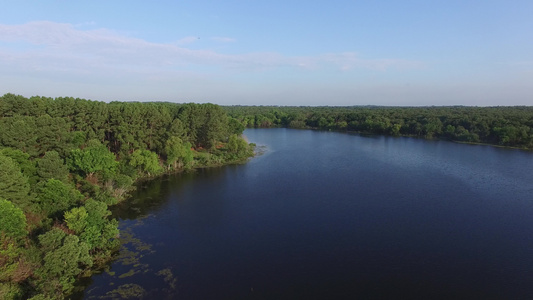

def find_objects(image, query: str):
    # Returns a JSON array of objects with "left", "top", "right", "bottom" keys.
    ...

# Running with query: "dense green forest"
[
  {"left": 1, "top": 94, "right": 532, "bottom": 298},
  {"left": 224, "top": 105, "right": 533, "bottom": 149},
  {"left": 0, "top": 93, "right": 254, "bottom": 299}
]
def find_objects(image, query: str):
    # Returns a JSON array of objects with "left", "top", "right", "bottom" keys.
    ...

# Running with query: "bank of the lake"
[
  {"left": 0, "top": 94, "right": 258, "bottom": 299},
  {"left": 224, "top": 105, "right": 533, "bottom": 151},
  {"left": 84, "top": 128, "right": 533, "bottom": 299}
]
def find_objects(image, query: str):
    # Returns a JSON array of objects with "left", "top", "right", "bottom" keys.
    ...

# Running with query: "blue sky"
[{"left": 1, "top": 0, "right": 532, "bottom": 106}]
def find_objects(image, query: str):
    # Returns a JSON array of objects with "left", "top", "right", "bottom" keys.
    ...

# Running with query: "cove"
[{"left": 83, "top": 128, "right": 533, "bottom": 299}]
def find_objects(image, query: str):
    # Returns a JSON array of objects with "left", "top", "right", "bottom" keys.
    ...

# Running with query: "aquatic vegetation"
[{"left": 102, "top": 284, "right": 146, "bottom": 299}]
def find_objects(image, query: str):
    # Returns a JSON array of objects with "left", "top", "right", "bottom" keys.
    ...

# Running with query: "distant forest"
[
  {"left": 0, "top": 93, "right": 253, "bottom": 299},
  {"left": 224, "top": 105, "right": 533, "bottom": 149}
]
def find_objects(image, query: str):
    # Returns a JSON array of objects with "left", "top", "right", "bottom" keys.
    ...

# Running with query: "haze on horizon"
[{"left": 1, "top": 0, "right": 532, "bottom": 106}]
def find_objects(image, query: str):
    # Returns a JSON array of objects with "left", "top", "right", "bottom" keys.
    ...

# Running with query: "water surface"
[{"left": 85, "top": 129, "right": 533, "bottom": 299}]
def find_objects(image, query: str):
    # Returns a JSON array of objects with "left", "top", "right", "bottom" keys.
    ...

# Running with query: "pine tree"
[
  {"left": 37, "top": 151, "right": 69, "bottom": 183},
  {"left": 0, "top": 155, "right": 31, "bottom": 209},
  {"left": 0, "top": 198, "right": 28, "bottom": 240}
]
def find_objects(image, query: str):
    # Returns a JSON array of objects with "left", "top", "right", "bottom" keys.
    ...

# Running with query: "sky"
[{"left": 0, "top": 0, "right": 532, "bottom": 106}]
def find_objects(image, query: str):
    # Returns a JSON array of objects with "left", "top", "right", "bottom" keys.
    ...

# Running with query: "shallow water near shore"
[{"left": 83, "top": 128, "right": 533, "bottom": 299}]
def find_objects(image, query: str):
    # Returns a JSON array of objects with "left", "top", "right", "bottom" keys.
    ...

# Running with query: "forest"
[
  {"left": 1, "top": 94, "right": 532, "bottom": 299},
  {"left": 0, "top": 93, "right": 254, "bottom": 299},
  {"left": 223, "top": 105, "right": 533, "bottom": 149}
]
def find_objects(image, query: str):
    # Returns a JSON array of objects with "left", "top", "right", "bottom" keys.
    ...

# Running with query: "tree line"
[
  {"left": 223, "top": 105, "right": 533, "bottom": 149},
  {"left": 0, "top": 93, "right": 253, "bottom": 299}
]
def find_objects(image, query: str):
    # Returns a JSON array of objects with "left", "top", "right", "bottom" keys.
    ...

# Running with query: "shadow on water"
[
  {"left": 110, "top": 167, "right": 230, "bottom": 221},
  {"left": 78, "top": 166, "right": 232, "bottom": 299}
]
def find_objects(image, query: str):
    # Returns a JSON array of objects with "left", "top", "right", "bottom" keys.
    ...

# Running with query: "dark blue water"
[{"left": 84, "top": 129, "right": 533, "bottom": 299}]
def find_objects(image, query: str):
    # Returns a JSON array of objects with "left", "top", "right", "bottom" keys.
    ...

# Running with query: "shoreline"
[{"left": 252, "top": 126, "right": 533, "bottom": 152}]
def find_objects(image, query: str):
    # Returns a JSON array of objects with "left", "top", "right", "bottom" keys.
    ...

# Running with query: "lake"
[{"left": 83, "top": 128, "right": 533, "bottom": 299}]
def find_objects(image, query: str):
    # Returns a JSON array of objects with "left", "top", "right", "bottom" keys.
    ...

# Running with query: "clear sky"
[{"left": 1, "top": 0, "right": 532, "bottom": 106}]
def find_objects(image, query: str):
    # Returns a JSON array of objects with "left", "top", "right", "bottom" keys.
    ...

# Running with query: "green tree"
[
  {"left": 35, "top": 179, "right": 83, "bottom": 218},
  {"left": 38, "top": 228, "right": 67, "bottom": 252},
  {"left": 178, "top": 103, "right": 206, "bottom": 147},
  {"left": 38, "top": 230, "right": 92, "bottom": 297},
  {"left": 444, "top": 124, "right": 456, "bottom": 137},
  {"left": 0, "top": 282, "right": 24, "bottom": 300},
  {"left": 64, "top": 207, "right": 88, "bottom": 234},
  {"left": 0, "top": 93, "right": 31, "bottom": 116},
  {"left": 423, "top": 118, "right": 443, "bottom": 138},
  {"left": 226, "top": 134, "right": 239, "bottom": 153},
  {"left": 107, "top": 103, "right": 145, "bottom": 155},
  {"left": 34, "top": 114, "right": 72, "bottom": 156},
  {"left": 391, "top": 123, "right": 402, "bottom": 136},
  {"left": 178, "top": 103, "right": 230, "bottom": 149},
  {"left": 226, "top": 134, "right": 252, "bottom": 159},
  {"left": 318, "top": 117, "right": 328, "bottom": 129},
  {"left": 167, "top": 118, "right": 187, "bottom": 140},
  {"left": 68, "top": 141, "right": 118, "bottom": 179},
  {"left": 0, "top": 155, "right": 31, "bottom": 209},
  {"left": 164, "top": 137, "right": 193, "bottom": 169},
  {"left": 0, "top": 198, "right": 28, "bottom": 240},
  {"left": 0, "top": 232, "right": 30, "bottom": 298},
  {"left": 227, "top": 117, "right": 245, "bottom": 135},
  {"left": 0, "top": 148, "right": 37, "bottom": 184},
  {"left": 129, "top": 149, "right": 163, "bottom": 176},
  {"left": 0, "top": 116, "right": 38, "bottom": 157},
  {"left": 37, "top": 151, "right": 69, "bottom": 183},
  {"left": 78, "top": 199, "right": 119, "bottom": 251}
]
